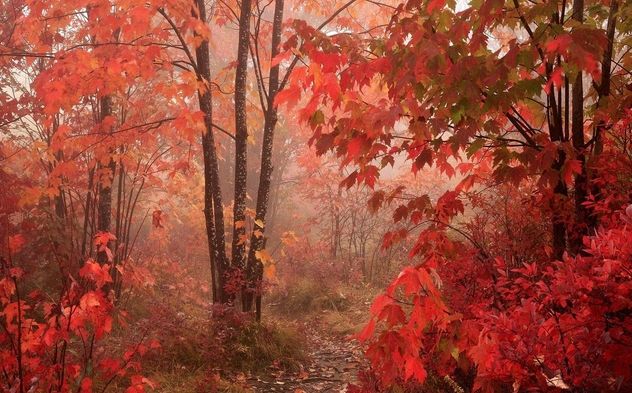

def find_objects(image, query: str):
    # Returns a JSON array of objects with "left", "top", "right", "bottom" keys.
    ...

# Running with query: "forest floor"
[
  {"left": 145, "top": 282, "right": 374, "bottom": 393},
  {"left": 246, "top": 318, "right": 364, "bottom": 392}
]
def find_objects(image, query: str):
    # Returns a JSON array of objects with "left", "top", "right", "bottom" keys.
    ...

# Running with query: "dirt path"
[{"left": 247, "top": 323, "right": 364, "bottom": 392}]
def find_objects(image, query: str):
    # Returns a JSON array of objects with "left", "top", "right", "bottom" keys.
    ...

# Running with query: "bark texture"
[
  {"left": 232, "top": 0, "right": 254, "bottom": 284},
  {"left": 195, "top": 0, "right": 230, "bottom": 303},
  {"left": 244, "top": 0, "right": 285, "bottom": 318},
  {"left": 97, "top": 95, "right": 116, "bottom": 265}
]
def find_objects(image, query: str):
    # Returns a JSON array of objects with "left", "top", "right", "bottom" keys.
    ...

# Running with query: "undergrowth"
[{"left": 119, "top": 289, "right": 305, "bottom": 391}]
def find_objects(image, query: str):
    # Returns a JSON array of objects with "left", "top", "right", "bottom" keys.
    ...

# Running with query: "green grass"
[
  {"left": 268, "top": 278, "right": 352, "bottom": 315},
  {"left": 228, "top": 320, "right": 305, "bottom": 372}
]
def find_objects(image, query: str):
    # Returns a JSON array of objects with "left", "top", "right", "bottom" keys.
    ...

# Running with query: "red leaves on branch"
[
  {"left": 1, "top": 236, "right": 155, "bottom": 392},
  {"left": 356, "top": 215, "right": 632, "bottom": 392},
  {"left": 94, "top": 231, "right": 116, "bottom": 262},
  {"left": 80, "top": 259, "right": 113, "bottom": 289},
  {"left": 358, "top": 264, "right": 450, "bottom": 387}
]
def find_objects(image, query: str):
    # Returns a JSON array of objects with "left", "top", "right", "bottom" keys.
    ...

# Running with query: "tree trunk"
[
  {"left": 96, "top": 95, "right": 116, "bottom": 266},
  {"left": 80, "top": 167, "right": 95, "bottom": 261},
  {"left": 232, "top": 0, "right": 254, "bottom": 295},
  {"left": 203, "top": 132, "right": 219, "bottom": 303},
  {"left": 195, "top": 0, "right": 230, "bottom": 303},
  {"left": 547, "top": 55, "right": 567, "bottom": 260},
  {"left": 111, "top": 155, "right": 125, "bottom": 288},
  {"left": 570, "top": 0, "right": 587, "bottom": 255},
  {"left": 243, "top": 0, "right": 285, "bottom": 316}
]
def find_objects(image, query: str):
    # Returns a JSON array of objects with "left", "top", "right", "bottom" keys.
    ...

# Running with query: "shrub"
[
  {"left": 358, "top": 213, "right": 632, "bottom": 392},
  {"left": 0, "top": 252, "right": 156, "bottom": 393}
]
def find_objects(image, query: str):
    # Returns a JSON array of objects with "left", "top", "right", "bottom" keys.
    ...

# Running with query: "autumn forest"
[{"left": 1, "top": 0, "right": 631, "bottom": 392}]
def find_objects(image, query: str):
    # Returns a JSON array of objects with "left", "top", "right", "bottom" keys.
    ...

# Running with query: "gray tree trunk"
[{"left": 244, "top": 0, "right": 285, "bottom": 319}]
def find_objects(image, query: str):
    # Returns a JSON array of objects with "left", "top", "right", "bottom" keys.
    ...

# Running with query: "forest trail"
[{"left": 247, "top": 321, "right": 364, "bottom": 392}]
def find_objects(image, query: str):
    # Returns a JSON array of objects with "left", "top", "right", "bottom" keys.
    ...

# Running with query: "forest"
[{"left": 0, "top": 0, "right": 631, "bottom": 392}]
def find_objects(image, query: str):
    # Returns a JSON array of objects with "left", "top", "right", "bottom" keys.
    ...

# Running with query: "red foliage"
[
  {"left": 283, "top": 0, "right": 631, "bottom": 388},
  {"left": 354, "top": 211, "right": 632, "bottom": 392},
  {"left": 0, "top": 234, "right": 156, "bottom": 392}
]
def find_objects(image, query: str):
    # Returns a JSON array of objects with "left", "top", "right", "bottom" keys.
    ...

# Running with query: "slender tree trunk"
[
  {"left": 570, "top": 0, "right": 587, "bottom": 255},
  {"left": 550, "top": 113, "right": 567, "bottom": 259},
  {"left": 547, "top": 42, "right": 567, "bottom": 260},
  {"left": 96, "top": 95, "right": 116, "bottom": 266},
  {"left": 195, "top": 0, "right": 230, "bottom": 303},
  {"left": 551, "top": 163, "right": 567, "bottom": 260},
  {"left": 112, "top": 157, "right": 125, "bottom": 287},
  {"left": 50, "top": 118, "right": 66, "bottom": 221},
  {"left": 203, "top": 134, "right": 219, "bottom": 303},
  {"left": 267, "top": 152, "right": 288, "bottom": 232},
  {"left": 243, "top": 0, "right": 285, "bottom": 316},
  {"left": 80, "top": 167, "right": 95, "bottom": 261},
  {"left": 233, "top": 0, "right": 254, "bottom": 298}
]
